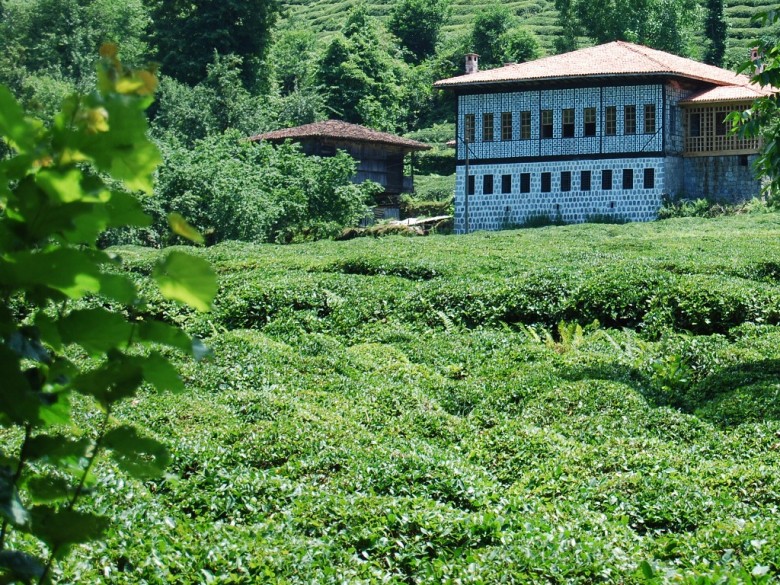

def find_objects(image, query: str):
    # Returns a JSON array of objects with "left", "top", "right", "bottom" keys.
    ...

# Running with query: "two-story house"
[{"left": 434, "top": 41, "right": 772, "bottom": 233}]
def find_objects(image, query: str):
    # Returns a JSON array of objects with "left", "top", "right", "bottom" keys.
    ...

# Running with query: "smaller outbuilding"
[{"left": 250, "top": 120, "right": 431, "bottom": 221}]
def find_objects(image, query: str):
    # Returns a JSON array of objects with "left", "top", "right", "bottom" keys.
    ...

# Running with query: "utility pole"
[{"left": 464, "top": 136, "right": 470, "bottom": 234}]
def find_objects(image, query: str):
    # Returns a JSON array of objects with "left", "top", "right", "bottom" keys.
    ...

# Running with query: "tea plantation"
[{"left": 56, "top": 216, "right": 780, "bottom": 582}]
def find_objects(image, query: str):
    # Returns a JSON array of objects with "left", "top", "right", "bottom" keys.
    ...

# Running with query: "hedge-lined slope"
[
  {"left": 281, "top": 0, "right": 774, "bottom": 64},
  {"left": 47, "top": 214, "right": 780, "bottom": 583}
]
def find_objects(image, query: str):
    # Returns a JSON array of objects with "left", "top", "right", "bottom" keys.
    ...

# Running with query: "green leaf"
[
  {"left": 152, "top": 251, "right": 217, "bottom": 312},
  {"left": 73, "top": 352, "right": 144, "bottom": 407},
  {"left": 0, "top": 550, "right": 45, "bottom": 582},
  {"left": 0, "top": 85, "right": 38, "bottom": 153},
  {"left": 104, "top": 425, "right": 170, "bottom": 479},
  {"left": 137, "top": 320, "right": 192, "bottom": 353},
  {"left": 97, "top": 273, "right": 137, "bottom": 305},
  {"left": 168, "top": 212, "right": 204, "bottom": 244},
  {"left": 0, "top": 248, "right": 101, "bottom": 299},
  {"left": 23, "top": 475, "right": 73, "bottom": 503},
  {"left": 0, "top": 469, "right": 29, "bottom": 527},
  {"left": 638, "top": 560, "right": 656, "bottom": 579},
  {"left": 0, "top": 345, "right": 40, "bottom": 426},
  {"left": 143, "top": 352, "right": 185, "bottom": 393},
  {"left": 59, "top": 308, "right": 133, "bottom": 355},
  {"left": 26, "top": 435, "right": 90, "bottom": 468},
  {"left": 105, "top": 191, "right": 152, "bottom": 228},
  {"left": 27, "top": 506, "right": 108, "bottom": 552}
]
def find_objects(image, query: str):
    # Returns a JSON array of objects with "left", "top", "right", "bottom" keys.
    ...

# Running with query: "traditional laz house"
[{"left": 434, "top": 42, "right": 771, "bottom": 232}]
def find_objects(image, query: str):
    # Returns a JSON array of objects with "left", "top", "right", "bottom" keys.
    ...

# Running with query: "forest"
[{"left": 1, "top": 0, "right": 780, "bottom": 583}]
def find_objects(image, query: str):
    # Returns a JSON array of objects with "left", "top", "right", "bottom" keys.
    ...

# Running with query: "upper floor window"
[
  {"left": 541, "top": 110, "right": 553, "bottom": 139},
  {"left": 624, "top": 105, "right": 637, "bottom": 135},
  {"left": 715, "top": 113, "right": 729, "bottom": 136},
  {"left": 562, "top": 108, "right": 575, "bottom": 138},
  {"left": 644, "top": 104, "right": 656, "bottom": 134},
  {"left": 605, "top": 106, "right": 617, "bottom": 136},
  {"left": 520, "top": 111, "right": 531, "bottom": 140},
  {"left": 689, "top": 112, "right": 702, "bottom": 137},
  {"left": 464, "top": 114, "right": 475, "bottom": 143},
  {"left": 483, "top": 113, "right": 494, "bottom": 142},
  {"left": 584, "top": 107, "right": 596, "bottom": 137},
  {"left": 501, "top": 112, "right": 513, "bottom": 141}
]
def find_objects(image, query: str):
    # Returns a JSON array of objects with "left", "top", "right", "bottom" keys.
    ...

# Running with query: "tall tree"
[
  {"left": 703, "top": 0, "right": 727, "bottom": 66},
  {"left": 146, "top": 0, "right": 280, "bottom": 88},
  {"left": 388, "top": 0, "right": 451, "bottom": 62},
  {"left": 558, "top": 0, "right": 699, "bottom": 56},
  {"left": 470, "top": 5, "right": 541, "bottom": 68}
]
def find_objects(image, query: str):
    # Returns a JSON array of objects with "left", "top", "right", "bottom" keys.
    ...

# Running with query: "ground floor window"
[
  {"left": 643, "top": 168, "right": 655, "bottom": 189},
  {"left": 501, "top": 174, "right": 512, "bottom": 194},
  {"left": 561, "top": 171, "right": 572, "bottom": 192},
  {"left": 483, "top": 174, "right": 494, "bottom": 195},
  {"left": 581, "top": 170, "right": 591, "bottom": 191},
  {"left": 541, "top": 172, "right": 552, "bottom": 192},
  {"left": 520, "top": 173, "right": 531, "bottom": 193},
  {"left": 468, "top": 175, "right": 475, "bottom": 195},
  {"left": 623, "top": 168, "right": 634, "bottom": 189},
  {"left": 602, "top": 169, "right": 613, "bottom": 190}
]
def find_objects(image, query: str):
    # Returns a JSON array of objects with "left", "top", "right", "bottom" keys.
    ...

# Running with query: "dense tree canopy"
[
  {"left": 389, "top": 0, "right": 451, "bottom": 62},
  {"left": 146, "top": 0, "right": 281, "bottom": 87},
  {"left": 470, "top": 5, "right": 541, "bottom": 67},
  {"left": 703, "top": 0, "right": 728, "bottom": 66}
]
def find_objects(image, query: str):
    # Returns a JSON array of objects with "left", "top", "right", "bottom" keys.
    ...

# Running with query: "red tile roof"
[
  {"left": 434, "top": 41, "right": 756, "bottom": 90},
  {"left": 249, "top": 120, "right": 431, "bottom": 151},
  {"left": 680, "top": 84, "right": 774, "bottom": 104}
]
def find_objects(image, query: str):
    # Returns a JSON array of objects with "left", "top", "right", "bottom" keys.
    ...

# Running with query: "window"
[
  {"left": 501, "top": 112, "right": 513, "bottom": 141},
  {"left": 715, "top": 113, "right": 729, "bottom": 136},
  {"left": 541, "top": 110, "right": 553, "bottom": 138},
  {"left": 483, "top": 113, "right": 494, "bottom": 142},
  {"left": 483, "top": 174, "right": 494, "bottom": 195},
  {"left": 605, "top": 106, "right": 617, "bottom": 136},
  {"left": 602, "top": 169, "right": 613, "bottom": 190},
  {"left": 520, "top": 111, "right": 531, "bottom": 139},
  {"left": 562, "top": 108, "right": 575, "bottom": 138},
  {"left": 581, "top": 170, "right": 591, "bottom": 191},
  {"left": 561, "top": 171, "right": 572, "bottom": 192},
  {"left": 464, "top": 114, "right": 475, "bottom": 143},
  {"left": 584, "top": 107, "right": 596, "bottom": 137},
  {"left": 644, "top": 104, "right": 656, "bottom": 134},
  {"left": 689, "top": 112, "right": 702, "bottom": 137},
  {"left": 541, "top": 172, "right": 552, "bottom": 192},
  {"left": 643, "top": 168, "right": 655, "bottom": 189},
  {"left": 520, "top": 173, "right": 531, "bottom": 193},
  {"left": 467, "top": 175, "right": 475, "bottom": 195},
  {"left": 624, "top": 105, "right": 636, "bottom": 135},
  {"left": 501, "top": 174, "right": 512, "bottom": 194},
  {"left": 623, "top": 168, "right": 634, "bottom": 190}
]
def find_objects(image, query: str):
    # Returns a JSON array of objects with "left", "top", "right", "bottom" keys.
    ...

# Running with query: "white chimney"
[{"left": 465, "top": 53, "right": 479, "bottom": 74}]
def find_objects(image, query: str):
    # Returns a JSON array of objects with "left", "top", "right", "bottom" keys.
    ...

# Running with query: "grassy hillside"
[
  {"left": 281, "top": 0, "right": 774, "bottom": 65},
  {"left": 45, "top": 215, "right": 780, "bottom": 583}
]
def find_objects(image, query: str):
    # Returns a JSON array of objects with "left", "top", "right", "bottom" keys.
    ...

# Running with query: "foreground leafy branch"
[{"left": 0, "top": 46, "right": 217, "bottom": 583}]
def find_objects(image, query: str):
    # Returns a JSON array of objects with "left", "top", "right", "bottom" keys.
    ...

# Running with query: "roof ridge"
[{"left": 619, "top": 42, "right": 673, "bottom": 73}]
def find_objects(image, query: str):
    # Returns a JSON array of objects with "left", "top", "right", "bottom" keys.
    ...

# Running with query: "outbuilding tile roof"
[
  {"left": 680, "top": 84, "right": 774, "bottom": 104},
  {"left": 434, "top": 41, "right": 755, "bottom": 89},
  {"left": 249, "top": 120, "right": 431, "bottom": 151}
]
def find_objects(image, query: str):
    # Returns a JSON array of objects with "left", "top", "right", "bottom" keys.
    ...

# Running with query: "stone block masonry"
[{"left": 455, "top": 157, "right": 664, "bottom": 233}]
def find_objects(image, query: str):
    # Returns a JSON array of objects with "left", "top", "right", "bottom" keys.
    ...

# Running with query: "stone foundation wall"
[
  {"left": 454, "top": 157, "right": 664, "bottom": 233},
  {"left": 682, "top": 155, "right": 761, "bottom": 202}
]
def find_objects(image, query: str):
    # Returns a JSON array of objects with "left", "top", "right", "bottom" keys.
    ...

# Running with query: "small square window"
[
  {"left": 561, "top": 171, "right": 572, "bottom": 192},
  {"left": 520, "top": 173, "right": 531, "bottom": 193},
  {"left": 584, "top": 107, "right": 596, "bottom": 137},
  {"left": 644, "top": 104, "right": 656, "bottom": 134},
  {"left": 623, "top": 168, "right": 634, "bottom": 190},
  {"left": 602, "top": 169, "right": 613, "bottom": 190},
  {"left": 501, "top": 112, "right": 513, "bottom": 141},
  {"left": 605, "top": 106, "right": 617, "bottom": 136},
  {"left": 520, "top": 111, "right": 531, "bottom": 140},
  {"left": 541, "top": 110, "right": 553, "bottom": 139},
  {"left": 483, "top": 174, "right": 493, "bottom": 195},
  {"left": 580, "top": 170, "right": 591, "bottom": 191},
  {"left": 643, "top": 168, "right": 655, "bottom": 189},
  {"left": 501, "top": 174, "right": 512, "bottom": 194},
  {"left": 541, "top": 172, "right": 552, "bottom": 192},
  {"left": 483, "top": 113, "right": 494, "bottom": 142},
  {"left": 624, "top": 105, "right": 636, "bottom": 135},
  {"left": 464, "top": 114, "right": 475, "bottom": 143},
  {"left": 562, "top": 109, "right": 575, "bottom": 138},
  {"left": 467, "top": 175, "right": 475, "bottom": 195}
]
